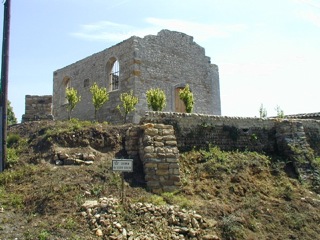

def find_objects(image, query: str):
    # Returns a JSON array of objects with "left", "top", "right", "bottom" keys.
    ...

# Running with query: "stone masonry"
[
  {"left": 53, "top": 29, "right": 221, "bottom": 124},
  {"left": 22, "top": 95, "right": 53, "bottom": 122},
  {"left": 125, "top": 123, "right": 180, "bottom": 193}
]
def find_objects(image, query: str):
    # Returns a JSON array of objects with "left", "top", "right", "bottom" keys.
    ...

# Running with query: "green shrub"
[
  {"left": 7, "top": 148, "right": 19, "bottom": 168},
  {"left": 7, "top": 133, "right": 20, "bottom": 148},
  {"left": 179, "top": 84, "right": 194, "bottom": 113},
  {"left": 146, "top": 88, "right": 166, "bottom": 111}
]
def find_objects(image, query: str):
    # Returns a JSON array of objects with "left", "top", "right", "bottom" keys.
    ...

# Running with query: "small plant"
[
  {"left": 179, "top": 84, "right": 194, "bottom": 113},
  {"left": 259, "top": 103, "right": 267, "bottom": 118},
  {"left": 275, "top": 105, "right": 284, "bottom": 118},
  {"left": 90, "top": 82, "right": 109, "bottom": 121},
  {"left": 146, "top": 88, "right": 166, "bottom": 111},
  {"left": 116, "top": 90, "right": 139, "bottom": 123},
  {"left": 161, "top": 191, "right": 192, "bottom": 209},
  {"left": 66, "top": 87, "right": 81, "bottom": 120},
  {"left": 38, "top": 230, "right": 50, "bottom": 240},
  {"left": 7, "top": 148, "right": 19, "bottom": 168}
]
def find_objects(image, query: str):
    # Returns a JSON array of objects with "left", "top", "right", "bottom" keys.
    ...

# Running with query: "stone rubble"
[
  {"left": 81, "top": 197, "right": 220, "bottom": 240},
  {"left": 54, "top": 151, "right": 96, "bottom": 165}
]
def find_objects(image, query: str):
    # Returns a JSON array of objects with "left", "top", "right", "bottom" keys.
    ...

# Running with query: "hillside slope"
[{"left": 1, "top": 120, "right": 320, "bottom": 239}]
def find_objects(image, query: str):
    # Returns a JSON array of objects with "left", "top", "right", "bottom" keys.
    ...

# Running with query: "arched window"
[{"left": 107, "top": 58, "right": 120, "bottom": 91}]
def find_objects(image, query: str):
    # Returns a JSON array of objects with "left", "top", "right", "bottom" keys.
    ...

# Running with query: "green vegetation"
[
  {"left": 146, "top": 88, "right": 166, "bottom": 111},
  {"left": 90, "top": 83, "right": 109, "bottom": 121},
  {"left": 275, "top": 105, "right": 284, "bottom": 118},
  {"left": 2, "top": 121, "right": 320, "bottom": 239},
  {"left": 179, "top": 84, "right": 194, "bottom": 113},
  {"left": 65, "top": 87, "right": 81, "bottom": 120},
  {"left": 116, "top": 90, "right": 139, "bottom": 123},
  {"left": 259, "top": 103, "right": 267, "bottom": 118},
  {"left": 8, "top": 100, "right": 17, "bottom": 125}
]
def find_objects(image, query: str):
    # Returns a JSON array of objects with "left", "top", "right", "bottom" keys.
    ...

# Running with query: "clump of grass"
[
  {"left": 198, "top": 146, "right": 270, "bottom": 178},
  {"left": 7, "top": 133, "right": 20, "bottom": 148},
  {"left": 7, "top": 148, "right": 19, "bottom": 168},
  {"left": 161, "top": 191, "right": 192, "bottom": 209}
]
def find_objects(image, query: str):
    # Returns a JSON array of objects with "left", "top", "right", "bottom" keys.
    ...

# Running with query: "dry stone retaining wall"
[{"left": 125, "top": 124, "right": 180, "bottom": 193}]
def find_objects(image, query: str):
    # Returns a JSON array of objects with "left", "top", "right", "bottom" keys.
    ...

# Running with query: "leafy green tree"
[
  {"left": 7, "top": 100, "right": 17, "bottom": 125},
  {"left": 116, "top": 90, "right": 139, "bottom": 123},
  {"left": 179, "top": 84, "right": 194, "bottom": 113},
  {"left": 259, "top": 104, "right": 267, "bottom": 118},
  {"left": 146, "top": 88, "right": 166, "bottom": 111},
  {"left": 90, "top": 82, "right": 109, "bottom": 121},
  {"left": 66, "top": 87, "right": 81, "bottom": 120}
]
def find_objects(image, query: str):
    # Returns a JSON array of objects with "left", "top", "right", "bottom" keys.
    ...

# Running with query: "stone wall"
[
  {"left": 140, "top": 112, "right": 320, "bottom": 189},
  {"left": 141, "top": 112, "right": 277, "bottom": 153},
  {"left": 22, "top": 95, "right": 53, "bottom": 122},
  {"left": 53, "top": 30, "right": 221, "bottom": 124},
  {"left": 126, "top": 123, "right": 180, "bottom": 193}
]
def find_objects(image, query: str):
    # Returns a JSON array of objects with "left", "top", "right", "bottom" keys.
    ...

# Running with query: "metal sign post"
[
  {"left": 0, "top": 0, "right": 11, "bottom": 172},
  {"left": 112, "top": 159, "right": 133, "bottom": 205}
]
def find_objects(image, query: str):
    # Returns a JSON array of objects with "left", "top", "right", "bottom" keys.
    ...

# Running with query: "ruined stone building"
[{"left": 52, "top": 29, "right": 221, "bottom": 123}]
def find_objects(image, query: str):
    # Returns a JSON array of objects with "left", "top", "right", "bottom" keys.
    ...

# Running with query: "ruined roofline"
[{"left": 53, "top": 29, "right": 214, "bottom": 74}]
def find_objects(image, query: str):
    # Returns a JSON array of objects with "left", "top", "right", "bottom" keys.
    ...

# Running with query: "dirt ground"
[{"left": 1, "top": 120, "right": 320, "bottom": 239}]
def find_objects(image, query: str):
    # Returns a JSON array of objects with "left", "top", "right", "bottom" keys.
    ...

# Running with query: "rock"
[
  {"left": 82, "top": 200, "right": 98, "bottom": 209},
  {"left": 122, "top": 228, "right": 127, "bottom": 237},
  {"left": 55, "top": 160, "right": 63, "bottom": 165},
  {"left": 202, "top": 234, "right": 220, "bottom": 240},
  {"left": 57, "top": 152, "right": 69, "bottom": 160},
  {"left": 95, "top": 228, "right": 103, "bottom": 236},
  {"left": 191, "top": 218, "right": 200, "bottom": 229}
]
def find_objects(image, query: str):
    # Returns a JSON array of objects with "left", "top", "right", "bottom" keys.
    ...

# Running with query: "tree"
[
  {"left": 146, "top": 88, "right": 166, "bottom": 111},
  {"left": 259, "top": 104, "right": 267, "bottom": 118},
  {"left": 116, "top": 90, "right": 139, "bottom": 123},
  {"left": 66, "top": 87, "right": 81, "bottom": 120},
  {"left": 90, "top": 82, "right": 109, "bottom": 121},
  {"left": 7, "top": 100, "right": 17, "bottom": 125},
  {"left": 179, "top": 84, "right": 194, "bottom": 113}
]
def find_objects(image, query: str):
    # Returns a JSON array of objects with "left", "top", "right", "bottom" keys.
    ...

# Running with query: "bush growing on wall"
[
  {"left": 146, "top": 88, "right": 166, "bottom": 111},
  {"left": 179, "top": 84, "right": 194, "bottom": 113},
  {"left": 259, "top": 104, "right": 267, "bottom": 118},
  {"left": 66, "top": 87, "right": 81, "bottom": 120}
]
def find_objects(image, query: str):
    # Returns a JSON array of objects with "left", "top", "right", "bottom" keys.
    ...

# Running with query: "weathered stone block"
[
  {"left": 155, "top": 147, "right": 165, "bottom": 153},
  {"left": 154, "top": 141, "right": 164, "bottom": 147},
  {"left": 144, "top": 146, "right": 154, "bottom": 153},
  {"left": 144, "top": 162, "right": 158, "bottom": 168},
  {"left": 145, "top": 128, "right": 158, "bottom": 136},
  {"left": 166, "top": 158, "right": 178, "bottom": 163},
  {"left": 143, "top": 153, "right": 157, "bottom": 159},
  {"left": 158, "top": 163, "right": 170, "bottom": 169},
  {"left": 165, "top": 141, "right": 177, "bottom": 146},
  {"left": 156, "top": 169, "right": 170, "bottom": 175},
  {"left": 169, "top": 163, "right": 179, "bottom": 169},
  {"left": 163, "top": 129, "right": 174, "bottom": 135}
]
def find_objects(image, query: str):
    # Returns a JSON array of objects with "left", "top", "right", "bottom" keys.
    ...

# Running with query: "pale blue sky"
[{"left": 1, "top": 0, "right": 320, "bottom": 121}]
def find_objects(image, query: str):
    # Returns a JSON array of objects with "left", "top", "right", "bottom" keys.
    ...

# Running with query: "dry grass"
[{"left": 1, "top": 121, "right": 320, "bottom": 239}]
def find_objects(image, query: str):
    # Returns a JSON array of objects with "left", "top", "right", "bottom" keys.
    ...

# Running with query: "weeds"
[{"left": 161, "top": 191, "right": 192, "bottom": 209}]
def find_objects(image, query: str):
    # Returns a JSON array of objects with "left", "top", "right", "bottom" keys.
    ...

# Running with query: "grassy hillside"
[{"left": 1, "top": 120, "right": 320, "bottom": 239}]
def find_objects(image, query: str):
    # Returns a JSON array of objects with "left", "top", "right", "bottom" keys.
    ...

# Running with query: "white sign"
[{"left": 112, "top": 159, "right": 133, "bottom": 172}]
